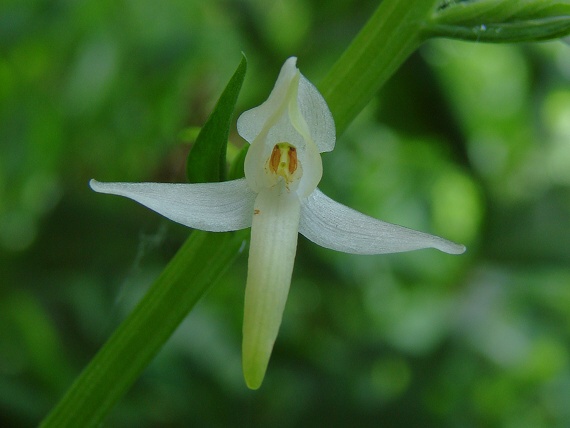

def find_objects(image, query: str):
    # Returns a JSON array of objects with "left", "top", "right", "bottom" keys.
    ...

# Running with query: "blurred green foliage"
[{"left": 1, "top": 0, "right": 570, "bottom": 427}]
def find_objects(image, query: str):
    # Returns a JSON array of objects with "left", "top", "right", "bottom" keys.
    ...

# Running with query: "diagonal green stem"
[
  {"left": 318, "top": 0, "right": 440, "bottom": 136},
  {"left": 40, "top": 230, "right": 247, "bottom": 428}
]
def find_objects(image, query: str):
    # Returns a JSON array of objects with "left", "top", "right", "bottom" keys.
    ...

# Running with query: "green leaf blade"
[{"left": 186, "top": 54, "right": 247, "bottom": 183}]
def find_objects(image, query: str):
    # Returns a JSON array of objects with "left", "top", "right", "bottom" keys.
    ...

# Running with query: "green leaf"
[
  {"left": 40, "top": 230, "right": 248, "bottom": 428},
  {"left": 186, "top": 54, "right": 247, "bottom": 183},
  {"left": 228, "top": 143, "right": 249, "bottom": 181},
  {"left": 427, "top": 0, "right": 570, "bottom": 43}
]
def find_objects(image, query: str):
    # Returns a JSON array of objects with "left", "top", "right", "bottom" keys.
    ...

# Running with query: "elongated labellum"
[{"left": 242, "top": 184, "right": 301, "bottom": 389}]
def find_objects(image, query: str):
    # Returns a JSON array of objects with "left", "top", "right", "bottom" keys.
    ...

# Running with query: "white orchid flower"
[{"left": 90, "top": 57, "right": 465, "bottom": 389}]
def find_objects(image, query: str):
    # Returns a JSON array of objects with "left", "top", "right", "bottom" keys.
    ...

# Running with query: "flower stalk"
[
  {"left": 427, "top": 0, "right": 570, "bottom": 43},
  {"left": 318, "top": 0, "right": 441, "bottom": 135}
]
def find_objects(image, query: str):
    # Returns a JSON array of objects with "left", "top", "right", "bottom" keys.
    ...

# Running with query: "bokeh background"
[{"left": 2, "top": 0, "right": 570, "bottom": 426}]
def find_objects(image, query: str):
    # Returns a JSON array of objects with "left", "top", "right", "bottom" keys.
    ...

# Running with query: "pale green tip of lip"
[{"left": 243, "top": 362, "right": 266, "bottom": 390}]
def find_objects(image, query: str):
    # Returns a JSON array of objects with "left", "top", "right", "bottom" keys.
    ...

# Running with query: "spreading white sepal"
[
  {"left": 242, "top": 183, "right": 301, "bottom": 389},
  {"left": 299, "top": 188, "right": 466, "bottom": 255},
  {"left": 89, "top": 178, "right": 256, "bottom": 232}
]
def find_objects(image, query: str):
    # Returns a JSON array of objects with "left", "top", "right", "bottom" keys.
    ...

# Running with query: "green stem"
[
  {"left": 318, "top": 0, "right": 440, "bottom": 136},
  {"left": 41, "top": 230, "right": 247, "bottom": 428},
  {"left": 427, "top": 0, "right": 570, "bottom": 43}
]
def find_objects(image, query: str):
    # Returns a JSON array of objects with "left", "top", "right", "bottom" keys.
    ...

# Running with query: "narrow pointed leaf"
[
  {"left": 228, "top": 143, "right": 249, "bottom": 180},
  {"left": 299, "top": 188, "right": 466, "bottom": 255},
  {"left": 187, "top": 54, "right": 247, "bottom": 183},
  {"left": 89, "top": 178, "right": 255, "bottom": 231}
]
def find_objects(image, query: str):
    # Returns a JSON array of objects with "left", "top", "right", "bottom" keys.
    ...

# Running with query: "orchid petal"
[
  {"left": 89, "top": 178, "right": 255, "bottom": 232},
  {"left": 237, "top": 58, "right": 335, "bottom": 154},
  {"left": 242, "top": 184, "right": 301, "bottom": 389},
  {"left": 239, "top": 57, "right": 333, "bottom": 198},
  {"left": 237, "top": 57, "right": 298, "bottom": 146},
  {"left": 297, "top": 75, "right": 335, "bottom": 153},
  {"left": 299, "top": 188, "right": 466, "bottom": 255}
]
